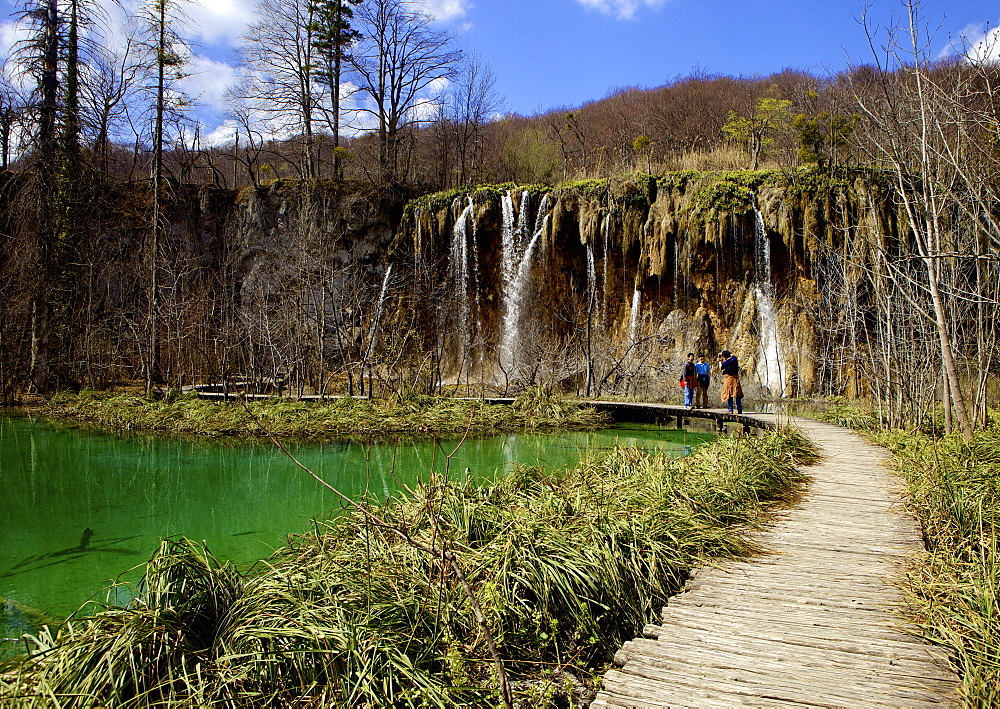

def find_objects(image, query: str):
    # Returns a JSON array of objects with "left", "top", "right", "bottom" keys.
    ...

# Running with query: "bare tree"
[
  {"left": 348, "top": 0, "right": 460, "bottom": 183},
  {"left": 848, "top": 0, "right": 1000, "bottom": 439},
  {"left": 444, "top": 52, "right": 502, "bottom": 186},
  {"left": 137, "top": 0, "right": 192, "bottom": 392},
  {"left": 235, "top": 0, "right": 323, "bottom": 180},
  {"left": 0, "top": 60, "right": 30, "bottom": 171},
  {"left": 82, "top": 27, "right": 146, "bottom": 177}
]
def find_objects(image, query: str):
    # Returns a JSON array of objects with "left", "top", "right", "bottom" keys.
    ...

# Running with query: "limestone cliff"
[
  {"left": 400, "top": 170, "right": 895, "bottom": 397},
  {"left": 5, "top": 171, "right": 892, "bottom": 397}
]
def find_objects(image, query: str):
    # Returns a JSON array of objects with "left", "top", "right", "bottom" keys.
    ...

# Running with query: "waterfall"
[
  {"left": 468, "top": 198, "right": 481, "bottom": 347},
  {"left": 500, "top": 191, "right": 516, "bottom": 292},
  {"left": 499, "top": 191, "right": 518, "bottom": 371},
  {"left": 449, "top": 198, "right": 474, "bottom": 356},
  {"left": 500, "top": 192, "right": 550, "bottom": 374},
  {"left": 673, "top": 236, "right": 681, "bottom": 307},
  {"left": 517, "top": 189, "right": 532, "bottom": 244},
  {"left": 586, "top": 242, "right": 597, "bottom": 311},
  {"left": 531, "top": 193, "right": 550, "bottom": 240},
  {"left": 369, "top": 264, "right": 393, "bottom": 348},
  {"left": 628, "top": 286, "right": 642, "bottom": 345},
  {"left": 601, "top": 211, "right": 610, "bottom": 326},
  {"left": 753, "top": 207, "right": 785, "bottom": 396},
  {"left": 363, "top": 264, "right": 393, "bottom": 383}
]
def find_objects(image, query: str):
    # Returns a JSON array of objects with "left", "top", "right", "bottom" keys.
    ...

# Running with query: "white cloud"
[
  {"left": 116, "top": 0, "right": 255, "bottom": 47},
  {"left": 428, "top": 76, "right": 451, "bottom": 96},
  {"left": 410, "top": 0, "right": 471, "bottom": 23},
  {"left": 200, "top": 118, "right": 240, "bottom": 147},
  {"left": 960, "top": 22, "right": 1000, "bottom": 64},
  {"left": 182, "top": 54, "right": 239, "bottom": 112},
  {"left": 184, "top": 0, "right": 257, "bottom": 46},
  {"left": 0, "top": 20, "right": 27, "bottom": 59},
  {"left": 575, "top": 0, "right": 667, "bottom": 21}
]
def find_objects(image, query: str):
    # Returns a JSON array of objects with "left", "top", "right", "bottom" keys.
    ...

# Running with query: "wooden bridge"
[{"left": 590, "top": 411, "right": 961, "bottom": 708}]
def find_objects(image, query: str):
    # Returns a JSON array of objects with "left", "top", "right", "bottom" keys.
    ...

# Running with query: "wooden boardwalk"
[{"left": 591, "top": 414, "right": 961, "bottom": 708}]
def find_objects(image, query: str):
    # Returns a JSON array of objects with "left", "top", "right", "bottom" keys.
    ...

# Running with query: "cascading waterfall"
[
  {"left": 500, "top": 192, "right": 550, "bottom": 374},
  {"left": 517, "top": 189, "right": 532, "bottom": 242},
  {"left": 468, "top": 199, "right": 482, "bottom": 350},
  {"left": 628, "top": 286, "right": 642, "bottom": 345},
  {"left": 500, "top": 191, "right": 516, "bottom": 289},
  {"left": 586, "top": 242, "right": 597, "bottom": 314},
  {"left": 368, "top": 264, "right": 393, "bottom": 351},
  {"left": 753, "top": 207, "right": 785, "bottom": 396},
  {"left": 449, "top": 198, "right": 474, "bottom": 357},
  {"left": 499, "top": 190, "right": 521, "bottom": 371},
  {"left": 362, "top": 264, "right": 393, "bottom": 389},
  {"left": 601, "top": 212, "right": 610, "bottom": 326},
  {"left": 533, "top": 193, "right": 550, "bottom": 234},
  {"left": 673, "top": 236, "right": 681, "bottom": 307}
]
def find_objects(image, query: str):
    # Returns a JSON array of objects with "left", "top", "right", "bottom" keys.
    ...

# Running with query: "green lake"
[{"left": 0, "top": 414, "right": 712, "bottom": 649}]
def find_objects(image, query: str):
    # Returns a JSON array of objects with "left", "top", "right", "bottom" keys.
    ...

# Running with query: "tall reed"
[{"left": 1, "top": 428, "right": 815, "bottom": 706}]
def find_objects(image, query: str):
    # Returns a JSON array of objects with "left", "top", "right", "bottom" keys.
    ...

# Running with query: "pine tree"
[{"left": 309, "top": 0, "right": 361, "bottom": 179}]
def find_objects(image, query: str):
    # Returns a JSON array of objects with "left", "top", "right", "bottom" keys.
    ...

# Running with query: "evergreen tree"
[{"left": 309, "top": 0, "right": 361, "bottom": 179}]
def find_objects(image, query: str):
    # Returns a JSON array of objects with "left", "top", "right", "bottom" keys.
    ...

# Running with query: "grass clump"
[
  {"left": 813, "top": 401, "right": 883, "bottom": 431},
  {"left": 871, "top": 424, "right": 1000, "bottom": 705},
  {"left": 37, "top": 388, "right": 608, "bottom": 440},
  {"left": 0, "top": 427, "right": 814, "bottom": 707},
  {"left": 684, "top": 170, "right": 778, "bottom": 220}
]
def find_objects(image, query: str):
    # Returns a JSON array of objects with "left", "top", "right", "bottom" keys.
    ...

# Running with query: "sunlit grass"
[
  {"left": 0, "top": 427, "right": 815, "bottom": 706},
  {"left": 869, "top": 425, "right": 1000, "bottom": 705}
]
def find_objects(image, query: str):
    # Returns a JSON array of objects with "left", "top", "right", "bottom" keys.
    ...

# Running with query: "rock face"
[
  {"left": 17, "top": 172, "right": 888, "bottom": 397},
  {"left": 399, "top": 172, "right": 892, "bottom": 398}
]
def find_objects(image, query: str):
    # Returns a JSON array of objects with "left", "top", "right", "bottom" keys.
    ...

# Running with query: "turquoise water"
[{"left": 0, "top": 414, "right": 711, "bottom": 646}]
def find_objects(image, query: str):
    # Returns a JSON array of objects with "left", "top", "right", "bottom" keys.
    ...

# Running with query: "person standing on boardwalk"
[
  {"left": 681, "top": 353, "right": 697, "bottom": 409},
  {"left": 694, "top": 353, "right": 711, "bottom": 409},
  {"left": 718, "top": 350, "right": 743, "bottom": 413}
]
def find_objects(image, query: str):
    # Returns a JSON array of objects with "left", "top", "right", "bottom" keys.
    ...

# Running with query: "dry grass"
[{"left": 35, "top": 387, "right": 609, "bottom": 440}]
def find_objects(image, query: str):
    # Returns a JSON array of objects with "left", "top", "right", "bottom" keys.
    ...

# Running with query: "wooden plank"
[
  {"left": 659, "top": 604, "right": 929, "bottom": 644},
  {"left": 623, "top": 636, "right": 956, "bottom": 683},
  {"left": 642, "top": 621, "right": 953, "bottom": 666},
  {"left": 619, "top": 652, "right": 955, "bottom": 703},
  {"left": 615, "top": 657, "right": 949, "bottom": 707}
]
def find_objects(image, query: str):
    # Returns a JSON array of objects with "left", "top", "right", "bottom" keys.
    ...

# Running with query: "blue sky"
[
  {"left": 453, "top": 0, "right": 998, "bottom": 115},
  {"left": 0, "top": 0, "right": 996, "bottom": 141}
]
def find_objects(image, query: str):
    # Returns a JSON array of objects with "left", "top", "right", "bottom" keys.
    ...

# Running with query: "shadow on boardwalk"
[{"left": 591, "top": 414, "right": 960, "bottom": 708}]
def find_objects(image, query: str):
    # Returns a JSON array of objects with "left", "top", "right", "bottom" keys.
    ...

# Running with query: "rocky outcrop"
[{"left": 400, "top": 170, "right": 894, "bottom": 396}]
